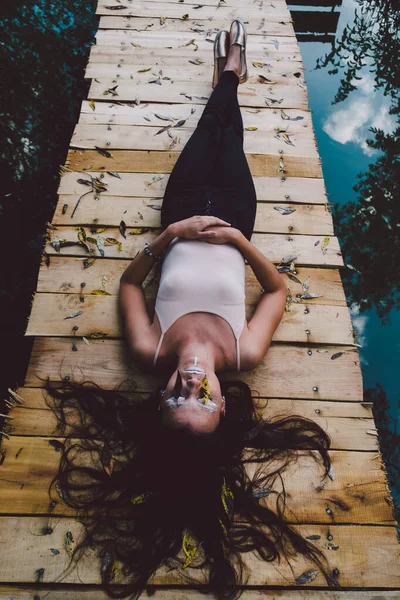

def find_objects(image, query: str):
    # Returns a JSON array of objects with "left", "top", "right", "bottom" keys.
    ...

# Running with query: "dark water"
[{"left": 0, "top": 1, "right": 399, "bottom": 522}]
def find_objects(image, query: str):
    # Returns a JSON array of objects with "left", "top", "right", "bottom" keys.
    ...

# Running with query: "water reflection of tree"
[
  {"left": 315, "top": 0, "right": 400, "bottom": 322},
  {"left": 366, "top": 384, "right": 400, "bottom": 527}
]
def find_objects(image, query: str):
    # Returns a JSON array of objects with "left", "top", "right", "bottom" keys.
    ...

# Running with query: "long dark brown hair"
[{"left": 45, "top": 377, "right": 339, "bottom": 599}]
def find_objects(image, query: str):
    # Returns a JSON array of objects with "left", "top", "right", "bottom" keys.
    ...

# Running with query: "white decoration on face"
[{"left": 165, "top": 396, "right": 185, "bottom": 408}]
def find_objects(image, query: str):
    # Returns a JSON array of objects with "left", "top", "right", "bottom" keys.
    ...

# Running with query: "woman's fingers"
[{"left": 197, "top": 230, "right": 216, "bottom": 238}]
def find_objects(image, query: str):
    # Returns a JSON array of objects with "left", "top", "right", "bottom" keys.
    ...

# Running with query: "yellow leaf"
[
  {"left": 89, "top": 331, "right": 108, "bottom": 339},
  {"left": 128, "top": 228, "right": 149, "bottom": 235},
  {"left": 252, "top": 61, "right": 265, "bottom": 68},
  {"left": 321, "top": 236, "right": 330, "bottom": 250},
  {"left": 94, "top": 227, "right": 107, "bottom": 233},
  {"left": 117, "top": 242, "right": 123, "bottom": 253},
  {"left": 76, "top": 227, "right": 86, "bottom": 244},
  {"left": 89, "top": 100, "right": 96, "bottom": 111},
  {"left": 137, "top": 67, "right": 151, "bottom": 73},
  {"left": 181, "top": 13, "right": 189, "bottom": 20},
  {"left": 245, "top": 126, "right": 258, "bottom": 131},
  {"left": 104, "top": 237, "right": 118, "bottom": 246},
  {"left": 130, "top": 42, "right": 142, "bottom": 48},
  {"left": 160, "top": 16, "right": 167, "bottom": 24},
  {"left": 91, "top": 289, "right": 111, "bottom": 295},
  {"left": 182, "top": 532, "right": 199, "bottom": 569}
]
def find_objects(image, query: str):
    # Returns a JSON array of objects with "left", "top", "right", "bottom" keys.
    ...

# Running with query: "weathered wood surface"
[
  {"left": 2, "top": 0, "right": 399, "bottom": 596},
  {"left": 0, "top": 516, "right": 399, "bottom": 587},
  {"left": 98, "top": 15, "right": 296, "bottom": 36},
  {"left": 54, "top": 196, "right": 334, "bottom": 234},
  {"left": 26, "top": 293, "right": 353, "bottom": 344},
  {"left": 66, "top": 149, "right": 323, "bottom": 178},
  {"left": 72, "top": 122, "right": 315, "bottom": 153},
  {"left": 2, "top": 591, "right": 400, "bottom": 600},
  {"left": 0, "top": 436, "right": 392, "bottom": 523},
  {"left": 45, "top": 227, "right": 343, "bottom": 266},
  {"left": 59, "top": 170, "right": 325, "bottom": 202},
  {"left": 88, "top": 79, "right": 308, "bottom": 109},
  {"left": 7, "top": 396, "right": 377, "bottom": 451},
  {"left": 78, "top": 103, "right": 310, "bottom": 129},
  {"left": 38, "top": 258, "right": 346, "bottom": 305},
  {"left": 25, "top": 338, "right": 363, "bottom": 400}
]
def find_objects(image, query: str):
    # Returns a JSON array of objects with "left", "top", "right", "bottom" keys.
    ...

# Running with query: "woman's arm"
[{"left": 232, "top": 230, "right": 287, "bottom": 366}]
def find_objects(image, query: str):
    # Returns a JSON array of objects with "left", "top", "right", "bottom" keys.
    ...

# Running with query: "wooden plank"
[
  {"left": 59, "top": 170, "right": 326, "bottom": 204},
  {"left": 0, "top": 516, "right": 398, "bottom": 587},
  {"left": 85, "top": 63, "right": 304, "bottom": 85},
  {"left": 88, "top": 46, "right": 302, "bottom": 65},
  {"left": 45, "top": 228, "right": 343, "bottom": 266},
  {"left": 87, "top": 49, "right": 301, "bottom": 67},
  {"left": 25, "top": 293, "right": 353, "bottom": 345},
  {"left": 71, "top": 123, "right": 315, "bottom": 156},
  {"left": 98, "top": 0, "right": 289, "bottom": 7},
  {"left": 37, "top": 258, "right": 346, "bottom": 306},
  {"left": 66, "top": 149, "right": 323, "bottom": 178},
  {"left": 25, "top": 338, "right": 363, "bottom": 400},
  {"left": 78, "top": 104, "right": 311, "bottom": 132},
  {"left": 54, "top": 196, "right": 333, "bottom": 235},
  {"left": 88, "top": 80, "right": 308, "bottom": 110},
  {"left": 96, "top": 2, "right": 291, "bottom": 20},
  {"left": 6, "top": 402, "right": 378, "bottom": 451},
  {"left": 94, "top": 30, "right": 299, "bottom": 51},
  {"left": 3, "top": 590, "right": 400, "bottom": 600},
  {"left": 0, "top": 437, "right": 390, "bottom": 522},
  {"left": 10, "top": 386, "right": 375, "bottom": 416},
  {"left": 98, "top": 15, "right": 296, "bottom": 37}
]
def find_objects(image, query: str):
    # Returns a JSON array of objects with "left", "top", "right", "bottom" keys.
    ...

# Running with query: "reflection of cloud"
[
  {"left": 350, "top": 304, "right": 369, "bottom": 364},
  {"left": 323, "top": 73, "right": 396, "bottom": 156}
]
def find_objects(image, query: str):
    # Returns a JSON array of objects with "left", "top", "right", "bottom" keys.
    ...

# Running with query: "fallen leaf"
[
  {"left": 89, "top": 100, "right": 96, "bottom": 111},
  {"left": 95, "top": 147, "right": 113, "bottom": 158},
  {"left": 137, "top": 67, "right": 151, "bottom": 73},
  {"left": 245, "top": 126, "right": 258, "bottom": 131},
  {"left": 272, "top": 39, "right": 279, "bottom": 50},
  {"left": 107, "top": 171, "right": 121, "bottom": 179},
  {"left": 321, "top": 236, "right": 330, "bottom": 253},
  {"left": 91, "top": 289, "right": 111, "bottom": 295},
  {"left": 83, "top": 258, "right": 96, "bottom": 269},
  {"left": 181, "top": 14, "right": 189, "bottom": 20},
  {"left": 174, "top": 119, "right": 186, "bottom": 127},
  {"left": 64, "top": 311, "right": 83, "bottom": 320},
  {"left": 294, "top": 570, "right": 319, "bottom": 585},
  {"left": 274, "top": 206, "right": 295, "bottom": 215},
  {"left": 82, "top": 337, "right": 90, "bottom": 346},
  {"left": 65, "top": 531, "right": 75, "bottom": 559},
  {"left": 119, "top": 220, "right": 127, "bottom": 239},
  {"left": 302, "top": 277, "right": 310, "bottom": 292},
  {"left": 129, "top": 228, "right": 150, "bottom": 234},
  {"left": 130, "top": 42, "right": 142, "bottom": 48},
  {"left": 90, "top": 331, "right": 108, "bottom": 339},
  {"left": 287, "top": 273, "right": 302, "bottom": 284},
  {"left": 331, "top": 352, "right": 344, "bottom": 360},
  {"left": 280, "top": 109, "right": 304, "bottom": 121}
]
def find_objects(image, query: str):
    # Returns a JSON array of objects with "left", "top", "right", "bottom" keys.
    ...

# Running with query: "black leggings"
[{"left": 161, "top": 70, "right": 257, "bottom": 241}]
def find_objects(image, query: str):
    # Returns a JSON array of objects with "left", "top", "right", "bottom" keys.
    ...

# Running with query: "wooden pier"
[{"left": 1, "top": 0, "right": 399, "bottom": 596}]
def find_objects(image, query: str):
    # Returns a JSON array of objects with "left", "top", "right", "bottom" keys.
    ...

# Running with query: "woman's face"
[{"left": 160, "top": 367, "right": 226, "bottom": 434}]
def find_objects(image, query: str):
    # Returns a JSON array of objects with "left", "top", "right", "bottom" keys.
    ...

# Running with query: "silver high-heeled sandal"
[
  {"left": 212, "top": 30, "right": 229, "bottom": 89},
  {"left": 229, "top": 18, "right": 248, "bottom": 84}
]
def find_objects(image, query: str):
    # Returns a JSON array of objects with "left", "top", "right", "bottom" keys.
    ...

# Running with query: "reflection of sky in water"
[{"left": 298, "top": 0, "right": 400, "bottom": 412}]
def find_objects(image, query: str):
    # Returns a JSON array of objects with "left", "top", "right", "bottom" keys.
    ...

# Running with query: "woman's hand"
[
  {"left": 171, "top": 215, "right": 231, "bottom": 240},
  {"left": 196, "top": 226, "right": 243, "bottom": 245}
]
